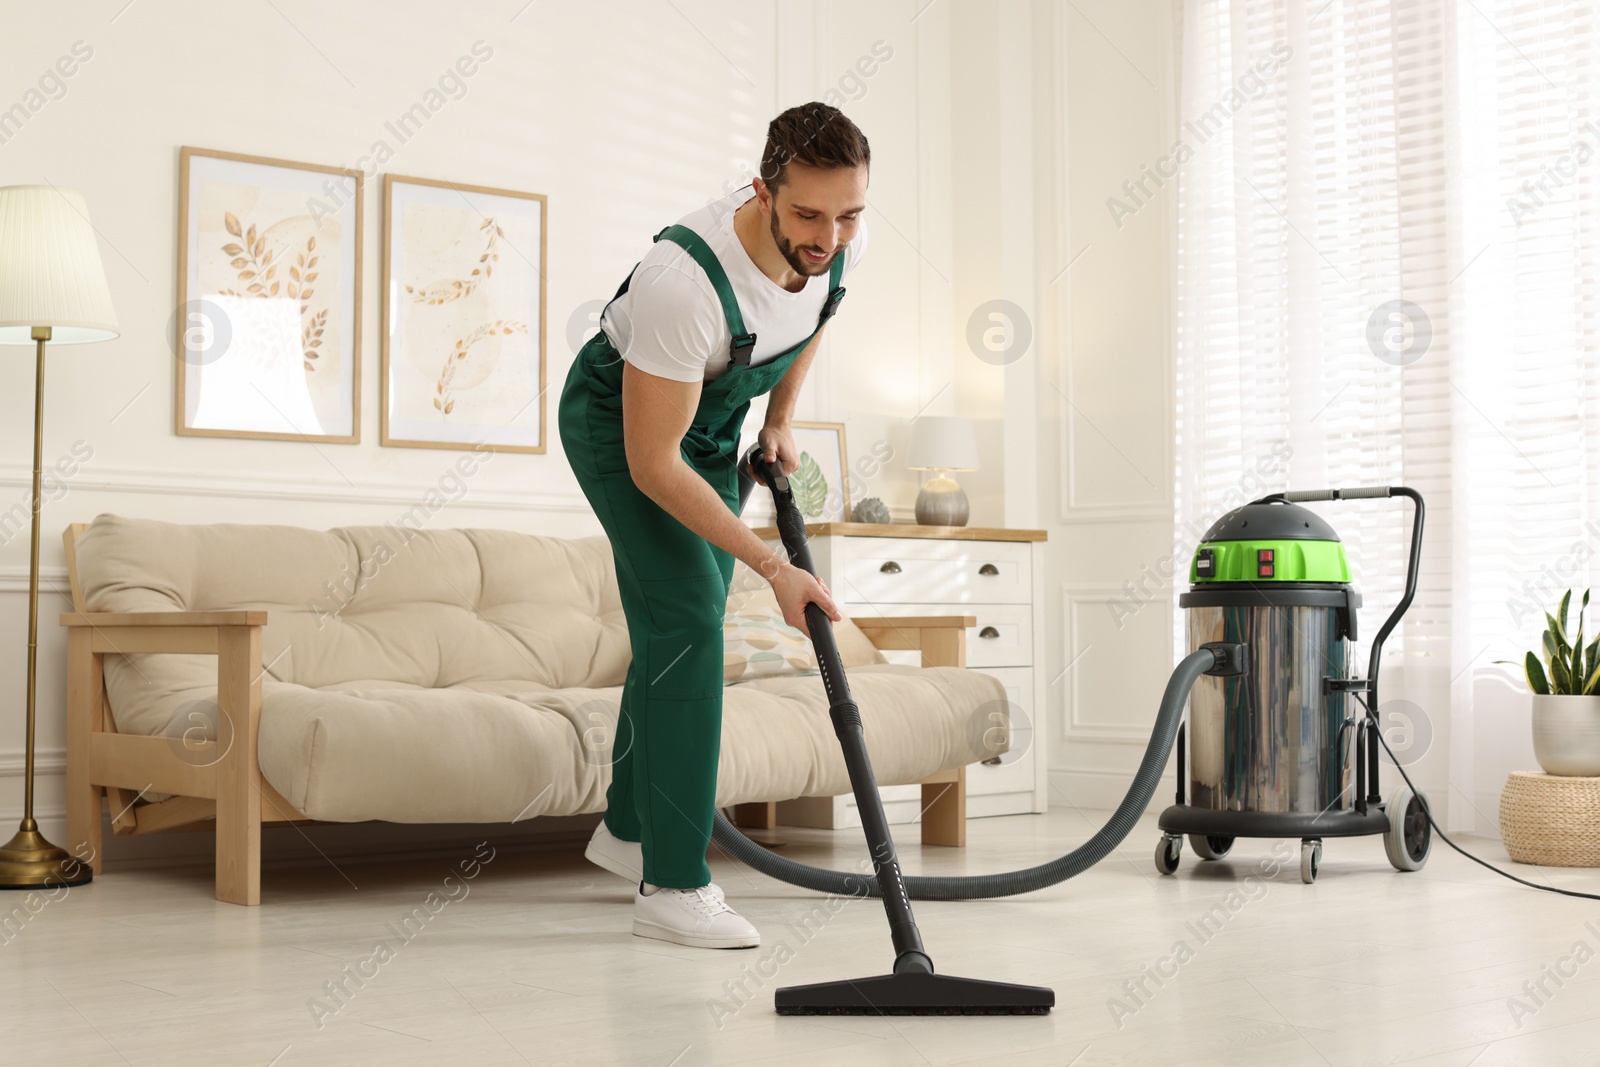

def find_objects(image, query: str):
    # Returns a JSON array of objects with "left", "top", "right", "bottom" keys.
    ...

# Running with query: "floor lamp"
[{"left": 0, "top": 186, "right": 119, "bottom": 889}]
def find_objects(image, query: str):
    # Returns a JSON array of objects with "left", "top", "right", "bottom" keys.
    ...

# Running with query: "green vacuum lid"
[{"left": 1190, "top": 501, "right": 1351, "bottom": 584}]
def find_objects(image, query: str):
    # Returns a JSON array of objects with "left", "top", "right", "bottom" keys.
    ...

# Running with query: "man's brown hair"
[{"left": 759, "top": 102, "right": 871, "bottom": 193}]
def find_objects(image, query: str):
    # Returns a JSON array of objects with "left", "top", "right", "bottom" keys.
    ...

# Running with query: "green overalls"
[{"left": 557, "top": 221, "right": 846, "bottom": 889}]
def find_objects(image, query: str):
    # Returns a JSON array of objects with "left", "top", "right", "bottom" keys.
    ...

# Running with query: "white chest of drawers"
[{"left": 750, "top": 522, "right": 1049, "bottom": 830}]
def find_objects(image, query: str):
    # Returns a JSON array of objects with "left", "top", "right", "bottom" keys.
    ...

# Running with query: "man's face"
[{"left": 758, "top": 161, "right": 868, "bottom": 278}]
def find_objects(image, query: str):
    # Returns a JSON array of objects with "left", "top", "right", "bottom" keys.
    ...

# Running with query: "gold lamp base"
[{"left": 0, "top": 818, "right": 92, "bottom": 889}]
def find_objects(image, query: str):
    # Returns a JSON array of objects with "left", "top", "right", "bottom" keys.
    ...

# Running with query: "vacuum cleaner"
[{"left": 715, "top": 444, "right": 1434, "bottom": 1015}]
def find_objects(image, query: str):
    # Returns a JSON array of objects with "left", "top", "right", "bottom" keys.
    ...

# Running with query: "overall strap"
[
  {"left": 817, "top": 252, "right": 847, "bottom": 329},
  {"left": 654, "top": 224, "right": 759, "bottom": 366}
]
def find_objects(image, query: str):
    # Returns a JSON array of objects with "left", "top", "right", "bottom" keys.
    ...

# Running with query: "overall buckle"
[
  {"left": 818, "top": 286, "right": 847, "bottom": 326},
  {"left": 729, "top": 332, "right": 757, "bottom": 366}
]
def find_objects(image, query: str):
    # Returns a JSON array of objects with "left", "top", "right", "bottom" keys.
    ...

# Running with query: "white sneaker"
[
  {"left": 585, "top": 821, "right": 724, "bottom": 899},
  {"left": 633, "top": 882, "right": 760, "bottom": 949}
]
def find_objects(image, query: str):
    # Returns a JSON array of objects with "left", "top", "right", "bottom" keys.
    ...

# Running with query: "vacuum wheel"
[
  {"left": 1384, "top": 786, "right": 1432, "bottom": 872},
  {"left": 1299, "top": 839, "right": 1322, "bottom": 884},
  {"left": 1155, "top": 834, "right": 1182, "bottom": 875},
  {"left": 1189, "top": 834, "right": 1234, "bottom": 861}
]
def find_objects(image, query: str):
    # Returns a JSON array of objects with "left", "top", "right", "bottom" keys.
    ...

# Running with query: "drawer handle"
[
  {"left": 981, "top": 755, "right": 1003, "bottom": 766},
  {"left": 978, "top": 563, "right": 1000, "bottom": 576},
  {"left": 879, "top": 560, "right": 902, "bottom": 573},
  {"left": 978, "top": 626, "right": 1000, "bottom": 639}
]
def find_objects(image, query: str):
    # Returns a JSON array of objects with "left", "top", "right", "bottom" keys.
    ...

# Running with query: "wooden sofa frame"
[{"left": 60, "top": 522, "right": 978, "bottom": 905}]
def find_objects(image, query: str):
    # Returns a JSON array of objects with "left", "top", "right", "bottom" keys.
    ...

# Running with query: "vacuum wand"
[
  {"left": 735, "top": 443, "right": 1055, "bottom": 1015},
  {"left": 740, "top": 445, "right": 931, "bottom": 973}
]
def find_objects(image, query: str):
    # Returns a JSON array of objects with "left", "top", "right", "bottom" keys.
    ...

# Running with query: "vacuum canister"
[{"left": 1179, "top": 501, "right": 1362, "bottom": 815}]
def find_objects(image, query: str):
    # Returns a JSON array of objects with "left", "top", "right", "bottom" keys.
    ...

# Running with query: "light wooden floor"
[{"left": 4, "top": 806, "right": 1600, "bottom": 1067}]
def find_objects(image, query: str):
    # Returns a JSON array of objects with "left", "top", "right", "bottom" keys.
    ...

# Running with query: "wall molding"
[
  {"left": 0, "top": 566, "right": 69, "bottom": 594},
  {"left": 1061, "top": 582, "right": 1158, "bottom": 744},
  {"left": 0, "top": 747, "right": 65, "bottom": 778},
  {"left": 0, "top": 458, "right": 592, "bottom": 516},
  {"left": 1053, "top": 0, "right": 1175, "bottom": 527},
  {"left": 1050, "top": 766, "right": 1174, "bottom": 814}
]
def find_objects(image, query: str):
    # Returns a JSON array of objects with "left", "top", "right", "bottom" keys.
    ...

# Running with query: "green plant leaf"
[
  {"left": 1547, "top": 613, "right": 1571, "bottom": 657},
  {"left": 1585, "top": 656, "right": 1600, "bottom": 696},
  {"left": 1527, "top": 652, "right": 1551, "bottom": 695},
  {"left": 1573, "top": 622, "right": 1586, "bottom": 689},
  {"left": 1559, "top": 590, "right": 1573, "bottom": 641},
  {"left": 1551, "top": 651, "right": 1573, "bottom": 694},
  {"left": 1545, "top": 629, "right": 1560, "bottom": 661},
  {"left": 790, "top": 451, "right": 828, "bottom": 518}
]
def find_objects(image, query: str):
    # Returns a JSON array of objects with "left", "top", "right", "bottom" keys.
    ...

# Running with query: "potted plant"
[{"left": 1504, "top": 590, "right": 1600, "bottom": 776}]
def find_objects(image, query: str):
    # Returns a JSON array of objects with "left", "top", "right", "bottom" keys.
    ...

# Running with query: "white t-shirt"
[{"left": 599, "top": 186, "right": 867, "bottom": 383}]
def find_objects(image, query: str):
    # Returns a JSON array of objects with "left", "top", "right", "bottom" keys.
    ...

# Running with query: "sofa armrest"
[
  {"left": 60, "top": 610, "right": 266, "bottom": 655},
  {"left": 61, "top": 609, "right": 268, "bottom": 625},
  {"left": 850, "top": 614, "right": 976, "bottom": 669},
  {"left": 60, "top": 607, "right": 269, "bottom": 905}
]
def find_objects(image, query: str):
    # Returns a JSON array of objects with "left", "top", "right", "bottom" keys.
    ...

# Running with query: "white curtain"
[{"left": 1174, "top": 0, "right": 1600, "bottom": 831}]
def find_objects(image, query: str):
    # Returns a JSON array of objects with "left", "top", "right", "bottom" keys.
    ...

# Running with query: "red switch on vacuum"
[{"left": 1257, "top": 548, "right": 1275, "bottom": 579}]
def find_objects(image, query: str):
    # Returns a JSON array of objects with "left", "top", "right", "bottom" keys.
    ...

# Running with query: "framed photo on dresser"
[{"left": 788, "top": 420, "right": 852, "bottom": 522}]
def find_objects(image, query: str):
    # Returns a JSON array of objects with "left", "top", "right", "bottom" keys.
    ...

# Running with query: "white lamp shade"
[
  {"left": 0, "top": 185, "right": 119, "bottom": 345},
  {"left": 907, "top": 415, "right": 979, "bottom": 471}
]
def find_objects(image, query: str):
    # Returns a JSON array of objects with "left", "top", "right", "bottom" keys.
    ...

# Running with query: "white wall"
[
  {"left": 1032, "top": 1, "right": 1183, "bottom": 809},
  {"left": 5, "top": 1, "right": 1178, "bottom": 863}
]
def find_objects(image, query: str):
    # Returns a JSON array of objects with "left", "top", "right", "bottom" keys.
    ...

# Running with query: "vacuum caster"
[
  {"left": 1384, "top": 786, "right": 1432, "bottom": 872},
  {"left": 1299, "top": 839, "right": 1322, "bottom": 884},
  {"left": 1155, "top": 834, "right": 1182, "bottom": 875},
  {"left": 1189, "top": 834, "right": 1234, "bottom": 861}
]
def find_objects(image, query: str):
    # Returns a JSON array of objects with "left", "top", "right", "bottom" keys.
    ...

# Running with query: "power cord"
[{"left": 1356, "top": 694, "right": 1600, "bottom": 902}]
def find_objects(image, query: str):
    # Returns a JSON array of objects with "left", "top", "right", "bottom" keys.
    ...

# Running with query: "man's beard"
[{"left": 770, "top": 209, "right": 839, "bottom": 277}]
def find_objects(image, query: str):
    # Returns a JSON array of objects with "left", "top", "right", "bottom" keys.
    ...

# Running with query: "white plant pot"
[{"left": 1532, "top": 694, "right": 1600, "bottom": 777}]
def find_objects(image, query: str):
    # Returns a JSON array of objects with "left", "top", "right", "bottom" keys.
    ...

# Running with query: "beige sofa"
[{"left": 60, "top": 514, "right": 1007, "bottom": 905}]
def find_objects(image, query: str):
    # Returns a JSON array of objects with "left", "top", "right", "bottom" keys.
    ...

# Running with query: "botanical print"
[
  {"left": 401, "top": 216, "right": 527, "bottom": 417},
  {"left": 215, "top": 216, "right": 325, "bottom": 373},
  {"left": 179, "top": 148, "right": 359, "bottom": 442},
  {"left": 382, "top": 176, "right": 545, "bottom": 452}
]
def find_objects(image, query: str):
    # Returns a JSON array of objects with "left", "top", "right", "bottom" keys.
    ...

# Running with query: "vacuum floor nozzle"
[{"left": 775, "top": 972, "right": 1056, "bottom": 1016}]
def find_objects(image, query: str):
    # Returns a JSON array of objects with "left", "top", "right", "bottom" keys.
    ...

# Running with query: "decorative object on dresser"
[
  {"left": 176, "top": 147, "right": 363, "bottom": 442},
  {"left": 380, "top": 175, "right": 547, "bottom": 453},
  {"left": 906, "top": 415, "right": 979, "bottom": 526},
  {"left": 0, "top": 184, "right": 120, "bottom": 889},
  {"left": 785, "top": 420, "right": 851, "bottom": 520},
  {"left": 853, "top": 496, "right": 891, "bottom": 523},
  {"left": 749, "top": 520, "right": 1049, "bottom": 829}
]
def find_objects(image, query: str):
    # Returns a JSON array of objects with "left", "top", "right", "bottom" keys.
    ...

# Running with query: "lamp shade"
[
  {"left": 0, "top": 185, "right": 119, "bottom": 345},
  {"left": 906, "top": 415, "right": 979, "bottom": 471}
]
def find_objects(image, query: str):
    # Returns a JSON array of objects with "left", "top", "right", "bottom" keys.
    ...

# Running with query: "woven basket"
[{"left": 1499, "top": 771, "right": 1600, "bottom": 867}]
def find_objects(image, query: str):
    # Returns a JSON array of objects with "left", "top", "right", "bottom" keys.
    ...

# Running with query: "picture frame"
[
  {"left": 176, "top": 146, "right": 363, "bottom": 442},
  {"left": 380, "top": 174, "right": 547, "bottom": 453},
  {"left": 788, "top": 420, "right": 852, "bottom": 522}
]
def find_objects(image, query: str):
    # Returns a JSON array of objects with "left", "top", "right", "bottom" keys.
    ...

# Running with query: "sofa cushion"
[
  {"left": 249, "top": 664, "right": 1002, "bottom": 821},
  {"left": 71, "top": 513, "right": 1005, "bottom": 822}
]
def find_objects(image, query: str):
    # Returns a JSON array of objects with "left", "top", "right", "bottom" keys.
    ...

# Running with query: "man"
[{"left": 557, "top": 103, "right": 869, "bottom": 949}]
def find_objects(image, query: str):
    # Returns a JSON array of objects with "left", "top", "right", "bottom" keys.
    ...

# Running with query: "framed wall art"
[
  {"left": 380, "top": 174, "right": 547, "bottom": 453},
  {"left": 176, "top": 146, "right": 362, "bottom": 442},
  {"left": 788, "top": 420, "right": 852, "bottom": 522}
]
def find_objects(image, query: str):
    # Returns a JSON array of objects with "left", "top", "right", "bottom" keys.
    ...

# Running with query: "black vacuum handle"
[{"left": 736, "top": 440, "right": 933, "bottom": 971}]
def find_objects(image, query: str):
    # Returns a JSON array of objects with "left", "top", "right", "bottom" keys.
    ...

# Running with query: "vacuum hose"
[
  {"left": 711, "top": 648, "right": 1213, "bottom": 900},
  {"left": 706, "top": 443, "right": 1216, "bottom": 900}
]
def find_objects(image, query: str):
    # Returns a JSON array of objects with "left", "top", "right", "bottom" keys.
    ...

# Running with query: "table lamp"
[
  {"left": 0, "top": 186, "right": 119, "bottom": 889},
  {"left": 907, "top": 415, "right": 979, "bottom": 526}
]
